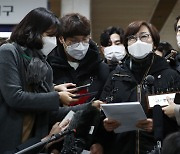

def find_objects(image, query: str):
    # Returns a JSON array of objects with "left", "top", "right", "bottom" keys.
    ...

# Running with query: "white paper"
[
  {"left": 61, "top": 110, "right": 75, "bottom": 123},
  {"left": 148, "top": 93, "right": 175, "bottom": 108},
  {"left": 81, "top": 150, "right": 90, "bottom": 154},
  {"left": 101, "top": 102, "right": 147, "bottom": 133}
]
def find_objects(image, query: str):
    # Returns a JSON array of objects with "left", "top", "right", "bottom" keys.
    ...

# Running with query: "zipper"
[
  {"left": 113, "top": 73, "right": 131, "bottom": 78},
  {"left": 137, "top": 84, "right": 141, "bottom": 102}
]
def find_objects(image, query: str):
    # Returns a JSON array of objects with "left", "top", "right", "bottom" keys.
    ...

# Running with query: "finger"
[
  {"left": 59, "top": 119, "right": 69, "bottom": 128},
  {"left": 64, "top": 83, "right": 76, "bottom": 88},
  {"left": 162, "top": 106, "right": 167, "bottom": 111},
  {"left": 67, "top": 88, "right": 78, "bottom": 93},
  {"left": 166, "top": 96, "right": 174, "bottom": 105}
]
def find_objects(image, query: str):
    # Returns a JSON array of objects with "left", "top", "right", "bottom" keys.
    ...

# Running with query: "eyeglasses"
[
  {"left": 66, "top": 37, "right": 90, "bottom": 48},
  {"left": 127, "top": 33, "right": 151, "bottom": 44}
]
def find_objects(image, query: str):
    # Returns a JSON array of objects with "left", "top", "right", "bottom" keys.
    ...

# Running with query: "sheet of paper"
[
  {"left": 148, "top": 93, "right": 176, "bottom": 108},
  {"left": 61, "top": 110, "right": 75, "bottom": 123},
  {"left": 101, "top": 102, "right": 147, "bottom": 133},
  {"left": 81, "top": 150, "right": 90, "bottom": 154}
]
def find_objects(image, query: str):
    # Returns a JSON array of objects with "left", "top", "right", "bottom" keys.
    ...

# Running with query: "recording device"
[
  {"left": 144, "top": 75, "right": 155, "bottom": 94},
  {"left": 153, "top": 105, "right": 163, "bottom": 141},
  {"left": 147, "top": 104, "right": 164, "bottom": 154},
  {"left": 60, "top": 104, "right": 101, "bottom": 154}
]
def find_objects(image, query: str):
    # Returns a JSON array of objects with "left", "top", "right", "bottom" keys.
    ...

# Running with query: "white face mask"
[
  {"left": 104, "top": 45, "right": 126, "bottom": 61},
  {"left": 41, "top": 36, "right": 57, "bottom": 56},
  {"left": 176, "top": 35, "right": 180, "bottom": 48},
  {"left": 128, "top": 40, "right": 153, "bottom": 59},
  {"left": 66, "top": 42, "right": 89, "bottom": 60}
]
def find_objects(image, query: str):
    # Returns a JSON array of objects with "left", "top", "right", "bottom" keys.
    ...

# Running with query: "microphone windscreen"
[
  {"left": 153, "top": 105, "right": 163, "bottom": 141},
  {"left": 61, "top": 104, "right": 101, "bottom": 154},
  {"left": 145, "top": 75, "right": 155, "bottom": 85}
]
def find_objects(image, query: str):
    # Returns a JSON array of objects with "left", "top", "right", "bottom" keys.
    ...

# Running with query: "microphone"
[
  {"left": 153, "top": 104, "right": 163, "bottom": 142},
  {"left": 49, "top": 129, "right": 76, "bottom": 142},
  {"left": 14, "top": 129, "right": 76, "bottom": 154},
  {"left": 144, "top": 75, "right": 155, "bottom": 94},
  {"left": 60, "top": 104, "right": 101, "bottom": 154}
]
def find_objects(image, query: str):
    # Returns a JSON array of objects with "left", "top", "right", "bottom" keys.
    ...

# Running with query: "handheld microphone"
[
  {"left": 144, "top": 75, "right": 155, "bottom": 94},
  {"left": 153, "top": 104, "right": 163, "bottom": 141},
  {"left": 49, "top": 129, "right": 76, "bottom": 142},
  {"left": 14, "top": 129, "right": 76, "bottom": 154}
]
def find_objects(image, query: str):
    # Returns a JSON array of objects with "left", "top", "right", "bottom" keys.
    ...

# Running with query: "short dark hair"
[
  {"left": 162, "top": 131, "right": 180, "bottom": 154},
  {"left": 59, "top": 13, "right": 90, "bottom": 39},
  {"left": 10, "top": 7, "right": 60, "bottom": 50},
  {"left": 157, "top": 41, "right": 173, "bottom": 57},
  {"left": 124, "top": 21, "right": 160, "bottom": 50},
  {"left": 174, "top": 16, "right": 180, "bottom": 32},
  {"left": 100, "top": 26, "right": 124, "bottom": 47}
]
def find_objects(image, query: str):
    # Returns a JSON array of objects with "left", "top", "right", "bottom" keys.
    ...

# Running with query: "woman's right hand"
[
  {"left": 103, "top": 118, "right": 121, "bottom": 132},
  {"left": 54, "top": 83, "right": 77, "bottom": 93},
  {"left": 58, "top": 91, "right": 78, "bottom": 106}
]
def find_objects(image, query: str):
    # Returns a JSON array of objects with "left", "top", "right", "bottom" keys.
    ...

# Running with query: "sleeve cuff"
[{"left": 174, "top": 105, "right": 180, "bottom": 126}]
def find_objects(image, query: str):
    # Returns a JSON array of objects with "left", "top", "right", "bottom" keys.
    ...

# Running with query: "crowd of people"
[{"left": 0, "top": 7, "right": 180, "bottom": 154}]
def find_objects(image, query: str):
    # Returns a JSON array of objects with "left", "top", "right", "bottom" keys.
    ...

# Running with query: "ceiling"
[
  {"left": 91, "top": 0, "right": 180, "bottom": 49},
  {"left": 49, "top": 0, "right": 180, "bottom": 50}
]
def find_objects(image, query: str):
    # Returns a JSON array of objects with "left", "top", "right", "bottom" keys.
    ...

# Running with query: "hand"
[
  {"left": 42, "top": 120, "right": 70, "bottom": 148},
  {"left": 103, "top": 118, "right": 121, "bottom": 132},
  {"left": 136, "top": 118, "right": 153, "bottom": 132},
  {"left": 162, "top": 96, "right": 176, "bottom": 118},
  {"left": 90, "top": 143, "right": 104, "bottom": 154},
  {"left": 58, "top": 91, "right": 78, "bottom": 106},
  {"left": 54, "top": 83, "right": 77, "bottom": 93},
  {"left": 92, "top": 100, "right": 105, "bottom": 110}
]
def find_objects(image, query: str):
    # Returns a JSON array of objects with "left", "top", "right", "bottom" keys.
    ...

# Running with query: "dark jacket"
[
  {"left": 0, "top": 43, "right": 89, "bottom": 154},
  {"left": 47, "top": 40, "right": 110, "bottom": 102},
  {"left": 99, "top": 53, "right": 180, "bottom": 154}
]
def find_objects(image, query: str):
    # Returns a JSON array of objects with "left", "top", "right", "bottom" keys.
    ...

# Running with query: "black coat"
[
  {"left": 99, "top": 53, "right": 180, "bottom": 154},
  {"left": 47, "top": 40, "right": 110, "bottom": 101},
  {"left": 0, "top": 43, "right": 91, "bottom": 154}
]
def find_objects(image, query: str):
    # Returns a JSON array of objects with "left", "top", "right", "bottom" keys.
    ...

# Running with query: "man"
[{"left": 47, "top": 13, "right": 109, "bottom": 152}]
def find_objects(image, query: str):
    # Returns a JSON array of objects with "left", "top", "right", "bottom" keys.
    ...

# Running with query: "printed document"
[{"left": 101, "top": 102, "right": 147, "bottom": 133}]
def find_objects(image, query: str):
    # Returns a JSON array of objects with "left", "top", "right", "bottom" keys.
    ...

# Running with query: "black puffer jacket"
[
  {"left": 99, "top": 53, "right": 180, "bottom": 154},
  {"left": 47, "top": 40, "right": 109, "bottom": 101}
]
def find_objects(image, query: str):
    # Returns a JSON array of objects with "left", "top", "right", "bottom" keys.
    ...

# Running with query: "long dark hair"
[{"left": 10, "top": 7, "right": 60, "bottom": 50}]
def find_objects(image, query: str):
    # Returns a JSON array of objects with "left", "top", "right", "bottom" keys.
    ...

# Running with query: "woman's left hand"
[
  {"left": 136, "top": 118, "right": 153, "bottom": 132},
  {"left": 42, "top": 120, "right": 70, "bottom": 148}
]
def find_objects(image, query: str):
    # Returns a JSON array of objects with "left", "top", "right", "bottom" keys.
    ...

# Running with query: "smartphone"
[
  {"left": 76, "top": 83, "right": 91, "bottom": 90},
  {"left": 72, "top": 91, "right": 98, "bottom": 99}
]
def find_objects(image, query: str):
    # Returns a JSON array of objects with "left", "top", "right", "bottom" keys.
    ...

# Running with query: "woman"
[
  {"left": 0, "top": 7, "right": 96, "bottom": 153},
  {"left": 98, "top": 21, "right": 180, "bottom": 154}
]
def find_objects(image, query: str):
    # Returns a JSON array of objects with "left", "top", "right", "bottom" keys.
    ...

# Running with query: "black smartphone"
[
  {"left": 76, "top": 83, "right": 91, "bottom": 90},
  {"left": 72, "top": 91, "right": 98, "bottom": 98}
]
